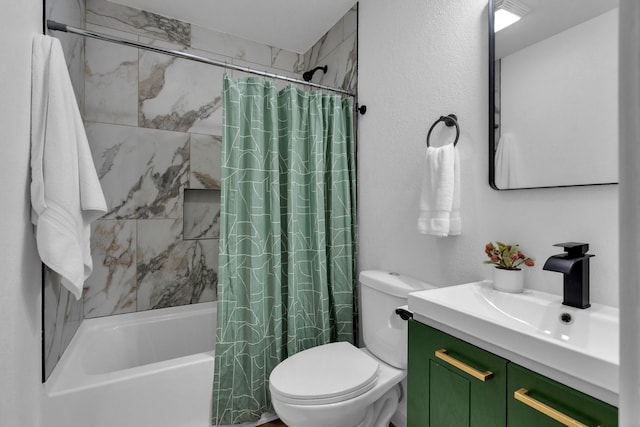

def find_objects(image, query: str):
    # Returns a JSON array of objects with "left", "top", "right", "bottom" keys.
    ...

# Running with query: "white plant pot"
[{"left": 492, "top": 267, "right": 524, "bottom": 293}]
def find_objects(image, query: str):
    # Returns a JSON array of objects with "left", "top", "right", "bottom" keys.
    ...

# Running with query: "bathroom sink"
[{"left": 408, "top": 281, "right": 619, "bottom": 404}]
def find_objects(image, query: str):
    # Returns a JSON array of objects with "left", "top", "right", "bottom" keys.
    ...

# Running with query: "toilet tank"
[{"left": 360, "top": 270, "right": 436, "bottom": 369}]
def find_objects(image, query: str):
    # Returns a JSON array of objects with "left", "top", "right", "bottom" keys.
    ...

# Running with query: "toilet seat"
[{"left": 269, "top": 342, "right": 380, "bottom": 405}]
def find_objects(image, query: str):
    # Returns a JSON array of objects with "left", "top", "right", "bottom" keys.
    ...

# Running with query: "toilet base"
[
  {"left": 271, "top": 349, "right": 405, "bottom": 427},
  {"left": 274, "top": 385, "right": 401, "bottom": 427},
  {"left": 358, "top": 385, "right": 401, "bottom": 427}
]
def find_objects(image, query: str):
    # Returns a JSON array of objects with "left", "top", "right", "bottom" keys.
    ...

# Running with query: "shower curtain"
[{"left": 212, "top": 75, "right": 357, "bottom": 425}]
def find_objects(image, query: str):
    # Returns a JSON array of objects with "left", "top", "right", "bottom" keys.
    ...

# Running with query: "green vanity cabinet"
[
  {"left": 407, "top": 320, "right": 508, "bottom": 427},
  {"left": 408, "top": 320, "right": 618, "bottom": 427},
  {"left": 507, "top": 363, "right": 618, "bottom": 427}
]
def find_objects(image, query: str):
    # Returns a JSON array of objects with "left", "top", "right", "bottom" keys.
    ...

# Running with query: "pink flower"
[
  {"left": 491, "top": 255, "right": 499, "bottom": 263},
  {"left": 524, "top": 258, "right": 535, "bottom": 267}
]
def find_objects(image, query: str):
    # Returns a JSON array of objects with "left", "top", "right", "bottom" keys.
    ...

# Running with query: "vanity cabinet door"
[
  {"left": 407, "top": 320, "right": 508, "bottom": 427},
  {"left": 507, "top": 363, "right": 618, "bottom": 427},
  {"left": 428, "top": 359, "right": 471, "bottom": 426}
]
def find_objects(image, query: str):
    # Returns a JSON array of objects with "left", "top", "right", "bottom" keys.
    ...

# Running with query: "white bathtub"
[{"left": 43, "top": 302, "right": 216, "bottom": 427}]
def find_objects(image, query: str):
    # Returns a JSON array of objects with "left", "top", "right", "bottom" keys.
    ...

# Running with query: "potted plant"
[{"left": 484, "top": 241, "right": 534, "bottom": 293}]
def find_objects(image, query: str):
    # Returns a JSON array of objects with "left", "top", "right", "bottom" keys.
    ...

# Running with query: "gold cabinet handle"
[
  {"left": 514, "top": 388, "right": 600, "bottom": 427},
  {"left": 434, "top": 349, "right": 494, "bottom": 382}
]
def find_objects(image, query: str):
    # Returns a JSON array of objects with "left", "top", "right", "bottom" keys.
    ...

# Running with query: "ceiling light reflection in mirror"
[{"left": 494, "top": 0, "right": 529, "bottom": 32}]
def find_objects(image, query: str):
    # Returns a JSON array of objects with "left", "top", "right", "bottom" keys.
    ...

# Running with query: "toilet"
[{"left": 269, "top": 270, "right": 435, "bottom": 427}]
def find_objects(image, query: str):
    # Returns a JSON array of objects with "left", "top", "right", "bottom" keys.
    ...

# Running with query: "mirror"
[{"left": 489, "top": 0, "right": 619, "bottom": 189}]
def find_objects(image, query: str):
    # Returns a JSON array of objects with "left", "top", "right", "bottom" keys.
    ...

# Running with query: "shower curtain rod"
[{"left": 46, "top": 20, "right": 357, "bottom": 97}]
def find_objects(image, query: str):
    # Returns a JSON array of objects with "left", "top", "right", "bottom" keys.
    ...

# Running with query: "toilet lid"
[{"left": 269, "top": 342, "right": 379, "bottom": 404}]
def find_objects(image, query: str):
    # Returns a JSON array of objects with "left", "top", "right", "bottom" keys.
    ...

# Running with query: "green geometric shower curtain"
[{"left": 211, "top": 75, "right": 357, "bottom": 425}]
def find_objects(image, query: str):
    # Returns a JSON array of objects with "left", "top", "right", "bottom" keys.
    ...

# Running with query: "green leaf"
[{"left": 504, "top": 256, "right": 512, "bottom": 268}]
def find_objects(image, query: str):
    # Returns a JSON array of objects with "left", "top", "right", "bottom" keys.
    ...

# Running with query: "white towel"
[
  {"left": 494, "top": 133, "right": 520, "bottom": 188},
  {"left": 417, "top": 145, "right": 461, "bottom": 237},
  {"left": 31, "top": 35, "right": 107, "bottom": 300}
]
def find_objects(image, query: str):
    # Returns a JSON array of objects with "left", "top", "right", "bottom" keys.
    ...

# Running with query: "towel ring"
[{"left": 426, "top": 114, "right": 459, "bottom": 147}]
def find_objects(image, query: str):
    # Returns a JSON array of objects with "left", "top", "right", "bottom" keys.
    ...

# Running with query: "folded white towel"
[
  {"left": 31, "top": 35, "right": 107, "bottom": 300},
  {"left": 417, "top": 144, "right": 461, "bottom": 237},
  {"left": 495, "top": 133, "right": 520, "bottom": 188}
]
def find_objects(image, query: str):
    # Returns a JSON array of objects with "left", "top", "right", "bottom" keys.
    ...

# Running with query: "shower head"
[{"left": 303, "top": 65, "right": 328, "bottom": 82}]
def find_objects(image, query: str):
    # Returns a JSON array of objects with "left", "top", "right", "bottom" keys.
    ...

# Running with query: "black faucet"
[{"left": 542, "top": 242, "right": 595, "bottom": 309}]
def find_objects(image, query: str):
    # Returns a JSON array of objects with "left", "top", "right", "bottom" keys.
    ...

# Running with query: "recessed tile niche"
[{"left": 184, "top": 189, "right": 221, "bottom": 240}]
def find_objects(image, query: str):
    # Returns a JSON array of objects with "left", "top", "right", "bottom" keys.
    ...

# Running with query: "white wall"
[
  {"left": 358, "top": 0, "right": 619, "bottom": 307},
  {"left": 0, "top": 1, "right": 44, "bottom": 426}
]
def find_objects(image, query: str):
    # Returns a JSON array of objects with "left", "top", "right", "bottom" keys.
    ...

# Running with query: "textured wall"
[
  {"left": 0, "top": 0, "right": 44, "bottom": 426},
  {"left": 358, "top": 0, "right": 619, "bottom": 307}
]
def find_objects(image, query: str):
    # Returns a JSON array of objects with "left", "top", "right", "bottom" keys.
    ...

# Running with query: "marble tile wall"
[
  {"left": 46, "top": 0, "right": 86, "bottom": 108},
  {"left": 303, "top": 5, "right": 358, "bottom": 92},
  {"left": 81, "top": 0, "right": 307, "bottom": 319},
  {"left": 44, "top": 0, "right": 86, "bottom": 381},
  {"left": 43, "top": 268, "right": 84, "bottom": 379}
]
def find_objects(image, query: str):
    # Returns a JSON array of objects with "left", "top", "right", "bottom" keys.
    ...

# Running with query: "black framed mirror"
[{"left": 489, "top": 0, "right": 619, "bottom": 190}]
